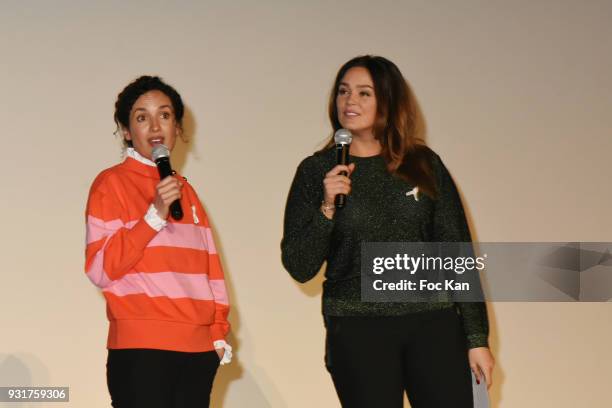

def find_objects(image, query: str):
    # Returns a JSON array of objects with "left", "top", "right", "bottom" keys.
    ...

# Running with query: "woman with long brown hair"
[{"left": 281, "top": 55, "right": 494, "bottom": 407}]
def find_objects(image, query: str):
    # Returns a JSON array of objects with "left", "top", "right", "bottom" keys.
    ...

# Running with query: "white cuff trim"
[
  {"left": 213, "top": 340, "right": 233, "bottom": 365},
  {"left": 144, "top": 204, "right": 167, "bottom": 231}
]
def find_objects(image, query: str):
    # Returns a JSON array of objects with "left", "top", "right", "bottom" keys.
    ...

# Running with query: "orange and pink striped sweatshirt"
[{"left": 85, "top": 152, "right": 230, "bottom": 352}]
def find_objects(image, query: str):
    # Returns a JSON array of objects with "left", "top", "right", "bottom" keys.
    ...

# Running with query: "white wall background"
[{"left": 1, "top": 1, "right": 611, "bottom": 406}]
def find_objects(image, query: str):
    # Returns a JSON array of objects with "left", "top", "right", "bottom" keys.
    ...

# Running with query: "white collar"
[{"left": 126, "top": 147, "right": 156, "bottom": 167}]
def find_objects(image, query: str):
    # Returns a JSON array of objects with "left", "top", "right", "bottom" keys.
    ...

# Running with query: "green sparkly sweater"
[{"left": 281, "top": 146, "right": 489, "bottom": 349}]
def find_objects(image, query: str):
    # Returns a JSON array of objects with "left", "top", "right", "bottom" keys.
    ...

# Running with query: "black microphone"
[
  {"left": 151, "top": 144, "right": 183, "bottom": 220},
  {"left": 334, "top": 128, "right": 353, "bottom": 208}
]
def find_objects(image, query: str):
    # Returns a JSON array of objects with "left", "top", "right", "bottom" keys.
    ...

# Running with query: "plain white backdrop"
[{"left": 1, "top": 1, "right": 611, "bottom": 406}]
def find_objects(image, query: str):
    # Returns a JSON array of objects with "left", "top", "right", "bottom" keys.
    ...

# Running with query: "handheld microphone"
[
  {"left": 333, "top": 128, "right": 353, "bottom": 208},
  {"left": 151, "top": 144, "right": 183, "bottom": 220}
]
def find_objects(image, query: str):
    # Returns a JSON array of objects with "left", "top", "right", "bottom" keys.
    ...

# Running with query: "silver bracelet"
[{"left": 321, "top": 200, "right": 335, "bottom": 215}]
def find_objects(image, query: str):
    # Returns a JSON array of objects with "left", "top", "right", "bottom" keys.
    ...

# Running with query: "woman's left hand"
[
  {"left": 215, "top": 348, "right": 224, "bottom": 361},
  {"left": 468, "top": 347, "right": 495, "bottom": 388}
]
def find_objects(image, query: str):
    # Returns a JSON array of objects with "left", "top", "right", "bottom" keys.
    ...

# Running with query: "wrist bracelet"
[{"left": 321, "top": 200, "right": 335, "bottom": 215}]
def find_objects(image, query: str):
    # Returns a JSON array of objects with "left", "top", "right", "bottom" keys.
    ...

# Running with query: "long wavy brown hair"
[{"left": 323, "top": 55, "right": 437, "bottom": 199}]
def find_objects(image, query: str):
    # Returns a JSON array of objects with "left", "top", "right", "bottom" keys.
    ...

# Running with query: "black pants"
[
  {"left": 325, "top": 308, "right": 473, "bottom": 408},
  {"left": 106, "top": 349, "right": 219, "bottom": 408}
]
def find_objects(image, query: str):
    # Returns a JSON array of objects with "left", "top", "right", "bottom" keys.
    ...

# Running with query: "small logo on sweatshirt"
[
  {"left": 406, "top": 186, "right": 419, "bottom": 201},
  {"left": 191, "top": 205, "right": 200, "bottom": 224}
]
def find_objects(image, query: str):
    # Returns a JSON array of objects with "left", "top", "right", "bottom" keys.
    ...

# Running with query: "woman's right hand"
[
  {"left": 322, "top": 163, "right": 355, "bottom": 218},
  {"left": 153, "top": 176, "right": 183, "bottom": 219}
]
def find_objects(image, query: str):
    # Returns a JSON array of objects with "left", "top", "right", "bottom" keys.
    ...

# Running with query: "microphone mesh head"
[
  {"left": 334, "top": 129, "right": 352, "bottom": 145},
  {"left": 151, "top": 144, "right": 170, "bottom": 161}
]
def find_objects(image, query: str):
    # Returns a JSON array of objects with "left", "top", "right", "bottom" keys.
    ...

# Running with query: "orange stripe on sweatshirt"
[
  {"left": 134, "top": 247, "right": 222, "bottom": 275},
  {"left": 102, "top": 271, "right": 228, "bottom": 304},
  {"left": 86, "top": 246, "right": 222, "bottom": 286},
  {"left": 104, "top": 292, "right": 221, "bottom": 324},
  {"left": 86, "top": 215, "right": 216, "bottom": 253}
]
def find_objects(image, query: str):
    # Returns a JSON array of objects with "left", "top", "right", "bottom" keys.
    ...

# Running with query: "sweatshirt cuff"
[
  {"left": 144, "top": 204, "right": 167, "bottom": 231},
  {"left": 467, "top": 333, "right": 489, "bottom": 349},
  {"left": 314, "top": 207, "right": 335, "bottom": 230},
  {"left": 210, "top": 323, "right": 230, "bottom": 343}
]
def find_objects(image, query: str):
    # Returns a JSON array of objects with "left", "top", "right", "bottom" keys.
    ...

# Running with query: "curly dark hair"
[{"left": 114, "top": 76, "right": 184, "bottom": 147}]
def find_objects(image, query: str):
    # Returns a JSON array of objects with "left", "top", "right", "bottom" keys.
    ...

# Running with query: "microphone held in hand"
[
  {"left": 151, "top": 144, "right": 183, "bottom": 220},
  {"left": 334, "top": 129, "right": 352, "bottom": 208}
]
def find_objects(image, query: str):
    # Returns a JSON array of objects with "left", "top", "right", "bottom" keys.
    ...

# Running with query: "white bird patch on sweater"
[{"left": 406, "top": 186, "right": 419, "bottom": 201}]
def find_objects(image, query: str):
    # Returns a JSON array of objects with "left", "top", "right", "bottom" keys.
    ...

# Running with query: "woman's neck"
[{"left": 349, "top": 133, "right": 381, "bottom": 157}]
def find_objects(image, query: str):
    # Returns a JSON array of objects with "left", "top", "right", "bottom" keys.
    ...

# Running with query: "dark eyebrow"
[
  {"left": 339, "top": 82, "right": 374, "bottom": 90},
  {"left": 132, "top": 105, "right": 173, "bottom": 114}
]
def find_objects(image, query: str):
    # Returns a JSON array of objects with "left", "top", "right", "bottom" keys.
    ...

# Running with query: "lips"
[
  {"left": 344, "top": 110, "right": 359, "bottom": 117},
  {"left": 148, "top": 137, "right": 165, "bottom": 146}
]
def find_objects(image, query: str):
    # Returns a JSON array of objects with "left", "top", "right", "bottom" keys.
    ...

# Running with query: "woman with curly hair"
[{"left": 85, "top": 76, "right": 231, "bottom": 408}]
